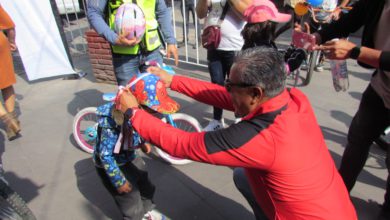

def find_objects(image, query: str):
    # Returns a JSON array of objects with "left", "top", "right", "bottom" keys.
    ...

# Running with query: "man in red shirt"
[{"left": 117, "top": 47, "right": 357, "bottom": 219}]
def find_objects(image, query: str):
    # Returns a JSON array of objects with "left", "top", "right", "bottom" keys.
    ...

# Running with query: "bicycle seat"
[{"left": 128, "top": 73, "right": 180, "bottom": 114}]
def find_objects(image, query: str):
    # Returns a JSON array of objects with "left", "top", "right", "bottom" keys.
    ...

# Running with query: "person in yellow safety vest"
[
  {"left": 86, "top": 0, "right": 177, "bottom": 219},
  {"left": 87, "top": 0, "right": 178, "bottom": 86}
]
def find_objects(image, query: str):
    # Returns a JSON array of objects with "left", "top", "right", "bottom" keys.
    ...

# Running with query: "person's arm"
[
  {"left": 147, "top": 66, "right": 234, "bottom": 111},
  {"left": 6, "top": 28, "right": 16, "bottom": 51},
  {"left": 196, "top": 0, "right": 209, "bottom": 19},
  {"left": 316, "top": 39, "right": 390, "bottom": 71},
  {"left": 155, "top": 0, "right": 178, "bottom": 65},
  {"left": 155, "top": 0, "right": 176, "bottom": 45},
  {"left": 98, "top": 128, "right": 130, "bottom": 193},
  {"left": 87, "top": 0, "right": 117, "bottom": 44},
  {"left": 316, "top": 0, "right": 368, "bottom": 44},
  {"left": 171, "top": 75, "right": 235, "bottom": 111}
]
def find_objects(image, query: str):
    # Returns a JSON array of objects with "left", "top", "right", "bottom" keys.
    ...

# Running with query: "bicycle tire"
[
  {"left": 0, "top": 180, "right": 36, "bottom": 220},
  {"left": 375, "top": 126, "right": 390, "bottom": 151},
  {"left": 73, "top": 107, "right": 98, "bottom": 154},
  {"left": 303, "top": 50, "right": 319, "bottom": 86},
  {"left": 156, "top": 113, "right": 202, "bottom": 165}
]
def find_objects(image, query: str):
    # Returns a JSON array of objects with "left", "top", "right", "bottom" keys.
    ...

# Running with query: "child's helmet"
[
  {"left": 114, "top": 3, "right": 146, "bottom": 41},
  {"left": 128, "top": 73, "right": 180, "bottom": 114}
]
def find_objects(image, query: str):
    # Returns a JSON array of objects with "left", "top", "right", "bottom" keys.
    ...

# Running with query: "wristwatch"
[
  {"left": 124, "top": 107, "right": 138, "bottom": 120},
  {"left": 350, "top": 46, "right": 361, "bottom": 60}
]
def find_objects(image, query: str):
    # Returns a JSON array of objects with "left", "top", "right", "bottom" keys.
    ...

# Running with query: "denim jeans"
[
  {"left": 233, "top": 168, "right": 268, "bottom": 220},
  {"left": 96, "top": 157, "right": 156, "bottom": 220},
  {"left": 207, "top": 49, "right": 236, "bottom": 120},
  {"left": 113, "top": 49, "right": 163, "bottom": 86},
  {"left": 339, "top": 84, "right": 390, "bottom": 211},
  {"left": 180, "top": 2, "right": 201, "bottom": 43}
]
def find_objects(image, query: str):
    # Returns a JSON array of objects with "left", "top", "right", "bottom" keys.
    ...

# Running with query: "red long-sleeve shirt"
[{"left": 131, "top": 75, "right": 357, "bottom": 219}]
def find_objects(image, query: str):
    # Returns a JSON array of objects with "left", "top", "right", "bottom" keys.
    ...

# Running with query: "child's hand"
[
  {"left": 117, "top": 181, "right": 132, "bottom": 194},
  {"left": 140, "top": 142, "right": 152, "bottom": 154}
]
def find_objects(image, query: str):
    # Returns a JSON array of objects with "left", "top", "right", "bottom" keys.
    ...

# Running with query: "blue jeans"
[
  {"left": 207, "top": 49, "right": 236, "bottom": 120},
  {"left": 233, "top": 168, "right": 268, "bottom": 220},
  {"left": 113, "top": 49, "right": 163, "bottom": 86}
]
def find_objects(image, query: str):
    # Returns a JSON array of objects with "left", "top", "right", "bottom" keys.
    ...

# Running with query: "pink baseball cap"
[{"left": 244, "top": 0, "right": 292, "bottom": 23}]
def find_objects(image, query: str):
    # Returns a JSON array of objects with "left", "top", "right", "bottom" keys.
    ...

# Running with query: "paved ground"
[{"left": 0, "top": 9, "right": 388, "bottom": 220}]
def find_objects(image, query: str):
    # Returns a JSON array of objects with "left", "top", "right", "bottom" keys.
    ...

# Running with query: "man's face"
[{"left": 226, "top": 64, "right": 261, "bottom": 118}]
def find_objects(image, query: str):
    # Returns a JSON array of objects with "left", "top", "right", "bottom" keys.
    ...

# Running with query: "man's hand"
[
  {"left": 117, "top": 181, "right": 132, "bottom": 194},
  {"left": 330, "top": 8, "right": 342, "bottom": 21},
  {"left": 118, "top": 89, "right": 139, "bottom": 113},
  {"left": 115, "top": 32, "right": 141, "bottom": 47},
  {"left": 315, "top": 39, "right": 356, "bottom": 60},
  {"left": 166, "top": 44, "right": 179, "bottom": 66},
  {"left": 147, "top": 66, "right": 173, "bottom": 88},
  {"left": 294, "top": 22, "right": 310, "bottom": 34}
]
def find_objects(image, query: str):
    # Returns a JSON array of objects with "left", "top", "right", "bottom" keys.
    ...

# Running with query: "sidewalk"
[{"left": 0, "top": 35, "right": 387, "bottom": 220}]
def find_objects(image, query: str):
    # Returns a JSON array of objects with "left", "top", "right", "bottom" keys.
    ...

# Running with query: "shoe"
[
  {"left": 234, "top": 118, "right": 242, "bottom": 124},
  {"left": 314, "top": 63, "right": 324, "bottom": 72},
  {"left": 300, "top": 64, "right": 308, "bottom": 70},
  {"left": 143, "top": 209, "right": 167, "bottom": 220},
  {"left": 204, "top": 119, "right": 225, "bottom": 132}
]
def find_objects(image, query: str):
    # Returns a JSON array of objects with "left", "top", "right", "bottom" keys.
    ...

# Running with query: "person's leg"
[
  {"left": 130, "top": 156, "right": 156, "bottom": 212},
  {"left": 1, "top": 86, "right": 15, "bottom": 113},
  {"left": 339, "top": 85, "right": 389, "bottom": 192},
  {"left": 0, "top": 86, "right": 20, "bottom": 140},
  {"left": 220, "top": 50, "right": 236, "bottom": 79},
  {"left": 382, "top": 145, "right": 390, "bottom": 219},
  {"left": 233, "top": 168, "right": 268, "bottom": 220},
  {"left": 207, "top": 49, "right": 224, "bottom": 121},
  {"left": 95, "top": 165, "right": 146, "bottom": 220},
  {"left": 113, "top": 54, "right": 140, "bottom": 86}
]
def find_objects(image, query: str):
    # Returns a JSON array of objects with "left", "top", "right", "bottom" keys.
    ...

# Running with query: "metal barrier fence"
[{"left": 54, "top": 0, "right": 208, "bottom": 68}]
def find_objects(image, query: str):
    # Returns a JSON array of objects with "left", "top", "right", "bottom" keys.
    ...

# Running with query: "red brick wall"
[{"left": 85, "top": 29, "right": 117, "bottom": 85}]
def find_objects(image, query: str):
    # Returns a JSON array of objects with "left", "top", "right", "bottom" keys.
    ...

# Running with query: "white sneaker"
[
  {"left": 204, "top": 119, "right": 225, "bottom": 132},
  {"left": 143, "top": 210, "right": 168, "bottom": 220},
  {"left": 234, "top": 118, "right": 242, "bottom": 124}
]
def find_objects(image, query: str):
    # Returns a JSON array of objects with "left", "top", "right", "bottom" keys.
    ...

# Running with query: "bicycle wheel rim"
[
  {"left": 157, "top": 113, "right": 202, "bottom": 165},
  {"left": 73, "top": 108, "right": 98, "bottom": 154}
]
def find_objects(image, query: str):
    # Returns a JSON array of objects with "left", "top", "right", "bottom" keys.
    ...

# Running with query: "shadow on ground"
[{"left": 74, "top": 155, "right": 254, "bottom": 220}]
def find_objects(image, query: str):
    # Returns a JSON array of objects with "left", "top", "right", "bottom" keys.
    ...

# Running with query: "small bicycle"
[
  {"left": 294, "top": 3, "right": 352, "bottom": 85},
  {"left": 72, "top": 65, "right": 202, "bottom": 165}
]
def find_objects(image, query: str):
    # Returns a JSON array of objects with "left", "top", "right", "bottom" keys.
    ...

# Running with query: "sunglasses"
[{"left": 224, "top": 79, "right": 256, "bottom": 92}]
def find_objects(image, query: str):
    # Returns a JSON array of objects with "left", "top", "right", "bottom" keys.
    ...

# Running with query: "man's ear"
[{"left": 251, "top": 87, "right": 263, "bottom": 103}]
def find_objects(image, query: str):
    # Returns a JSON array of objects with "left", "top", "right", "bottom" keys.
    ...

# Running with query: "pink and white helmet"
[{"left": 114, "top": 3, "right": 146, "bottom": 41}]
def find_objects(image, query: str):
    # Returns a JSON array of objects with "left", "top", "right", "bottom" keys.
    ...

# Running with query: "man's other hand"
[
  {"left": 119, "top": 89, "right": 139, "bottom": 113},
  {"left": 147, "top": 66, "right": 173, "bottom": 88},
  {"left": 316, "top": 39, "right": 356, "bottom": 60}
]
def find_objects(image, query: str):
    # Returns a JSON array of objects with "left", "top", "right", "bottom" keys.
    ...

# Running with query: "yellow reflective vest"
[{"left": 108, "top": 0, "right": 161, "bottom": 54}]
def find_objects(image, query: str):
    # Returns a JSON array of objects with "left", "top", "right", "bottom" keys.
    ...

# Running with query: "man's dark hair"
[
  {"left": 234, "top": 46, "right": 287, "bottom": 98},
  {"left": 241, "top": 22, "right": 277, "bottom": 50}
]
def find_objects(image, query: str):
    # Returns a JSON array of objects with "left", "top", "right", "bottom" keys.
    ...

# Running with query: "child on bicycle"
[{"left": 93, "top": 72, "right": 179, "bottom": 220}]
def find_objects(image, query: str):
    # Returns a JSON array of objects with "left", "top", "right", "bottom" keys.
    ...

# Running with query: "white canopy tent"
[{"left": 1, "top": 0, "right": 76, "bottom": 81}]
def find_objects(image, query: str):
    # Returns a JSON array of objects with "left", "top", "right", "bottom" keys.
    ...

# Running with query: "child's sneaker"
[
  {"left": 204, "top": 119, "right": 225, "bottom": 132},
  {"left": 143, "top": 209, "right": 168, "bottom": 220}
]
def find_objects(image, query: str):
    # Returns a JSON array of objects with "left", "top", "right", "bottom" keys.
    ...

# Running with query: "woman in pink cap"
[{"left": 241, "top": 0, "right": 292, "bottom": 50}]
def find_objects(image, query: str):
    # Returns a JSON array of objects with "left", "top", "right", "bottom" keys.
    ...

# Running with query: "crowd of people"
[{"left": 1, "top": 0, "right": 389, "bottom": 219}]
